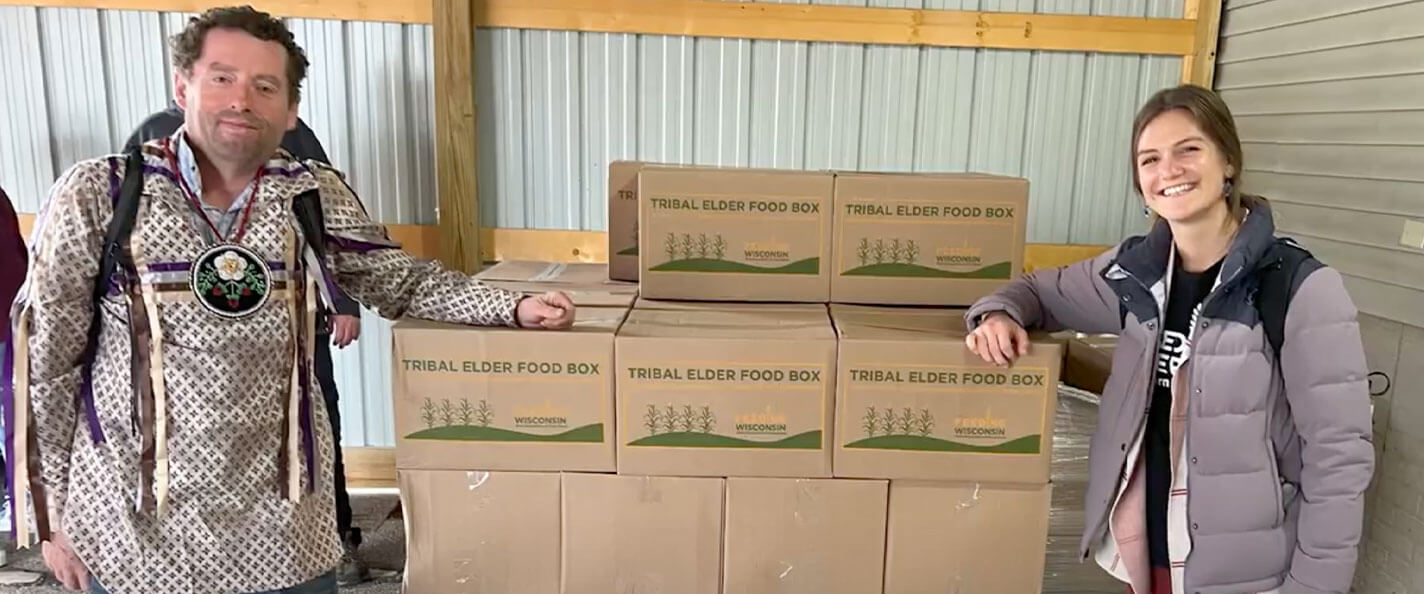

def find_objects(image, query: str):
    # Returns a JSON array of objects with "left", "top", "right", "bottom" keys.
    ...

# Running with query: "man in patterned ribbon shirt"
[{"left": 7, "top": 6, "right": 575, "bottom": 593}]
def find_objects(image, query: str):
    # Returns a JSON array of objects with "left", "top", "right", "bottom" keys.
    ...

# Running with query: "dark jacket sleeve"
[{"left": 0, "top": 187, "right": 27, "bottom": 342}]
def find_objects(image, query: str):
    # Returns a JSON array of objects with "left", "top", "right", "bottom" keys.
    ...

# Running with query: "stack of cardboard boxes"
[{"left": 394, "top": 161, "right": 1064, "bottom": 593}]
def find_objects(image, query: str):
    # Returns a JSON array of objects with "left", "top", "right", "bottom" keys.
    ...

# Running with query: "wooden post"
[
  {"left": 433, "top": 0, "right": 482, "bottom": 273},
  {"left": 1181, "top": 0, "right": 1222, "bottom": 87}
]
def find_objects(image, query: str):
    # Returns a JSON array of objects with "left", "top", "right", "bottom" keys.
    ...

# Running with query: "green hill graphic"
[
  {"left": 650, "top": 257, "right": 819, "bottom": 275},
  {"left": 843, "top": 434, "right": 1039, "bottom": 454},
  {"left": 628, "top": 430, "right": 821, "bottom": 449},
  {"left": 406, "top": 423, "right": 603, "bottom": 443},
  {"left": 617, "top": 245, "right": 639, "bottom": 256},
  {"left": 841, "top": 261, "right": 1012, "bottom": 279}
]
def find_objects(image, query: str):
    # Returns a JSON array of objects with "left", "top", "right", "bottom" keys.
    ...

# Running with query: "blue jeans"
[{"left": 89, "top": 571, "right": 337, "bottom": 594}]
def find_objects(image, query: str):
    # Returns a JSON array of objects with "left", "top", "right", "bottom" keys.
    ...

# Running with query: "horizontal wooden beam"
[
  {"left": 343, "top": 446, "right": 397, "bottom": 489},
  {"left": 476, "top": 0, "right": 1196, "bottom": 56},
  {"left": 16, "top": 216, "right": 1109, "bottom": 272},
  {"left": 0, "top": 0, "right": 431, "bottom": 23},
  {"left": 5, "top": 0, "right": 1197, "bottom": 56}
]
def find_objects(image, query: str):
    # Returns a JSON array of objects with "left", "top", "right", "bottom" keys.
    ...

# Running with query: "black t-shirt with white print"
[{"left": 1146, "top": 256, "right": 1223, "bottom": 569}]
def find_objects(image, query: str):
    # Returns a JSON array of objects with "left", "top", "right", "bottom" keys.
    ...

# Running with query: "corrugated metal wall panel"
[
  {"left": 100, "top": 10, "right": 168, "bottom": 147},
  {"left": 7, "top": 3, "right": 1188, "bottom": 447},
  {"left": 1216, "top": 3, "right": 1424, "bottom": 65},
  {"left": 1217, "top": 0, "right": 1424, "bottom": 333},
  {"left": 580, "top": 32, "right": 639, "bottom": 232},
  {"left": 0, "top": 6, "right": 55, "bottom": 213},
  {"left": 1216, "top": 37, "right": 1424, "bottom": 90},
  {"left": 40, "top": 9, "right": 111, "bottom": 176}
]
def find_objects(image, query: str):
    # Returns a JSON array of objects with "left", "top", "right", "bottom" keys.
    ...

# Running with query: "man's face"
[{"left": 174, "top": 27, "right": 298, "bottom": 166}]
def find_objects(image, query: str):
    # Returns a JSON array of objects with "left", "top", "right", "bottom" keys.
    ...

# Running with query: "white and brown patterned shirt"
[{"left": 10, "top": 133, "right": 521, "bottom": 594}]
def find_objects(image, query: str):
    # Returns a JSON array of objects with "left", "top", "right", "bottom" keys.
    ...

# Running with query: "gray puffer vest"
[{"left": 966, "top": 203, "right": 1374, "bottom": 594}]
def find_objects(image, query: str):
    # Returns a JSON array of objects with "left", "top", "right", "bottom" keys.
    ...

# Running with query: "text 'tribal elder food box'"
[
  {"left": 391, "top": 306, "right": 627, "bottom": 472},
  {"left": 614, "top": 305, "right": 837, "bottom": 477},
  {"left": 831, "top": 172, "right": 1028, "bottom": 306},
  {"left": 830, "top": 304, "right": 1061, "bottom": 484},
  {"left": 638, "top": 166, "right": 834, "bottom": 302}
]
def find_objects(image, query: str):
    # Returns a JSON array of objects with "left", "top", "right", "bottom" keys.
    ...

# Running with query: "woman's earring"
[
  {"left": 1224, "top": 179, "right": 1234, "bottom": 196},
  {"left": 1143, "top": 205, "right": 1151, "bottom": 218}
]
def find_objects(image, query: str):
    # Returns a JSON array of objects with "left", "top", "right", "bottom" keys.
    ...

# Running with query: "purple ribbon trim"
[
  {"left": 77, "top": 367, "right": 106, "bottom": 445},
  {"left": 146, "top": 262, "right": 190, "bottom": 273},
  {"left": 148, "top": 261, "right": 286, "bottom": 273},
  {"left": 261, "top": 166, "right": 308, "bottom": 179},
  {"left": 141, "top": 165, "right": 180, "bottom": 186},
  {"left": 2, "top": 338, "right": 17, "bottom": 535}
]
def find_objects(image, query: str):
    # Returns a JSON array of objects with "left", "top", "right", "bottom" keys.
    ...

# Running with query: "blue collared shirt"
[{"left": 174, "top": 131, "right": 258, "bottom": 242}]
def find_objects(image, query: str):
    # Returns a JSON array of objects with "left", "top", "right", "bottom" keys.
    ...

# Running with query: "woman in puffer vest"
[{"left": 964, "top": 85, "right": 1374, "bottom": 594}]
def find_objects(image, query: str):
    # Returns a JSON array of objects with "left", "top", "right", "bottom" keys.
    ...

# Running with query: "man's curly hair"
[{"left": 170, "top": 5, "right": 310, "bottom": 105}]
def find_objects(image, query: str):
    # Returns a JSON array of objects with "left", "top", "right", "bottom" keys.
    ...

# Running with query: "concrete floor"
[{"left": 0, "top": 388, "right": 1123, "bottom": 593}]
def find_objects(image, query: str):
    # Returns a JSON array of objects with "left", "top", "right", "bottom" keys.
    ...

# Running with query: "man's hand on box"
[{"left": 517, "top": 291, "right": 576, "bottom": 330}]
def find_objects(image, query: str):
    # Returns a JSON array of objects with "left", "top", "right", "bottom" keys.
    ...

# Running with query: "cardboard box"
[
  {"left": 481, "top": 280, "right": 637, "bottom": 308},
  {"left": 633, "top": 297, "right": 827, "bottom": 314},
  {"left": 608, "top": 161, "right": 645, "bottom": 282},
  {"left": 884, "top": 481, "right": 1051, "bottom": 594},
  {"left": 1062, "top": 333, "right": 1117, "bottom": 394},
  {"left": 476, "top": 259, "right": 626, "bottom": 286},
  {"left": 723, "top": 477, "right": 888, "bottom": 594},
  {"left": 615, "top": 305, "right": 837, "bottom": 478},
  {"left": 399, "top": 470, "right": 560, "bottom": 594},
  {"left": 831, "top": 305, "right": 1062, "bottom": 483},
  {"left": 476, "top": 260, "right": 638, "bottom": 307},
  {"left": 391, "top": 306, "right": 627, "bottom": 472},
  {"left": 831, "top": 172, "right": 1029, "bottom": 306},
  {"left": 561, "top": 473, "right": 724, "bottom": 594},
  {"left": 639, "top": 167, "right": 834, "bottom": 302}
]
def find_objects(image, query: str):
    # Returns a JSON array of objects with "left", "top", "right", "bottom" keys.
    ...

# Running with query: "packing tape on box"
[{"left": 530, "top": 262, "right": 568, "bottom": 282}]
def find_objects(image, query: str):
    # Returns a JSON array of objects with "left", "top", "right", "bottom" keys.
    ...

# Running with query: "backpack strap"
[
  {"left": 78, "top": 147, "right": 146, "bottom": 443},
  {"left": 1255, "top": 237, "right": 1323, "bottom": 357},
  {"left": 291, "top": 189, "right": 326, "bottom": 262}
]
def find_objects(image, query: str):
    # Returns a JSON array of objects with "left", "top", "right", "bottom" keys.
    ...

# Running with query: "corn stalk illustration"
[
  {"left": 857, "top": 238, "right": 871, "bottom": 266},
  {"left": 475, "top": 399, "right": 494, "bottom": 427},
  {"left": 439, "top": 399, "right": 456, "bottom": 427},
  {"left": 873, "top": 239, "right": 887, "bottom": 264},
  {"left": 663, "top": 404, "right": 681, "bottom": 433},
  {"left": 676, "top": 404, "right": 694, "bottom": 432},
  {"left": 421, "top": 398, "right": 438, "bottom": 429},
  {"left": 712, "top": 235, "right": 727, "bottom": 259},
  {"left": 904, "top": 240, "right": 920, "bottom": 264},
  {"left": 664, "top": 233, "right": 679, "bottom": 262},
  {"left": 915, "top": 409, "right": 934, "bottom": 436},
  {"left": 862, "top": 405, "right": 881, "bottom": 437},
  {"left": 696, "top": 406, "right": 716, "bottom": 433},
  {"left": 680, "top": 233, "right": 695, "bottom": 259},
  {"left": 643, "top": 404, "right": 662, "bottom": 436},
  {"left": 457, "top": 399, "right": 475, "bottom": 426}
]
